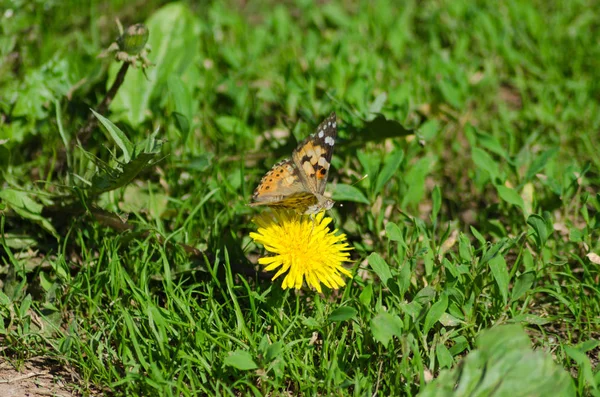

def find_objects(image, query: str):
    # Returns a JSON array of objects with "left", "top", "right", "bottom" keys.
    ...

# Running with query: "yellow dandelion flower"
[{"left": 249, "top": 210, "right": 353, "bottom": 293}]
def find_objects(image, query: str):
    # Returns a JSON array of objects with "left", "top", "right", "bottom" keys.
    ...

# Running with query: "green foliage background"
[{"left": 0, "top": 0, "right": 599, "bottom": 395}]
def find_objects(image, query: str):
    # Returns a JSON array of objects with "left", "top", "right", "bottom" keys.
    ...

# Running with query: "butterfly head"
[{"left": 304, "top": 196, "right": 335, "bottom": 214}]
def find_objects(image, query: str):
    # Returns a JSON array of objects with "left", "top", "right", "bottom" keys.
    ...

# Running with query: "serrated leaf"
[
  {"left": 0, "top": 189, "right": 58, "bottom": 238},
  {"left": 88, "top": 150, "right": 162, "bottom": 195},
  {"left": 223, "top": 350, "right": 258, "bottom": 370},
  {"left": 332, "top": 184, "right": 369, "bottom": 204},
  {"left": 371, "top": 312, "right": 403, "bottom": 346}
]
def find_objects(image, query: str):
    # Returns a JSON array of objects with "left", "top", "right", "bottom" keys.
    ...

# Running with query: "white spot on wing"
[
  {"left": 318, "top": 130, "right": 324, "bottom": 138},
  {"left": 325, "top": 136, "right": 335, "bottom": 146},
  {"left": 332, "top": 122, "right": 336, "bottom": 128}
]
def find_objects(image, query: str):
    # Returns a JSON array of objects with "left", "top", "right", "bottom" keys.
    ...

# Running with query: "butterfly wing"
[
  {"left": 250, "top": 159, "right": 317, "bottom": 209},
  {"left": 291, "top": 112, "right": 337, "bottom": 196}
]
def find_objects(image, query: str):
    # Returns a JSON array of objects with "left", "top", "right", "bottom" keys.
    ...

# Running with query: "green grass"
[{"left": 1, "top": 0, "right": 599, "bottom": 395}]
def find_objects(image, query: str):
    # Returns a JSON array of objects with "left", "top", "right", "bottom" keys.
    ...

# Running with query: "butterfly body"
[{"left": 250, "top": 112, "right": 337, "bottom": 214}]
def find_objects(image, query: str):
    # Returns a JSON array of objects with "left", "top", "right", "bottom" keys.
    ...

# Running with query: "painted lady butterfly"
[{"left": 250, "top": 112, "right": 337, "bottom": 214}]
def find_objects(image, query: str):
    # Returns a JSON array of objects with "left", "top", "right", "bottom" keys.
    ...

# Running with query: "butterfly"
[{"left": 249, "top": 112, "right": 337, "bottom": 214}]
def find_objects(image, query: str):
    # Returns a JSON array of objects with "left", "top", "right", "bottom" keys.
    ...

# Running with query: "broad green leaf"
[
  {"left": 496, "top": 185, "right": 524, "bottom": 210},
  {"left": 223, "top": 350, "right": 258, "bottom": 370},
  {"left": 168, "top": 74, "right": 192, "bottom": 138},
  {"left": 470, "top": 226, "right": 486, "bottom": 246},
  {"left": 414, "top": 286, "right": 436, "bottom": 305},
  {"left": 472, "top": 147, "right": 499, "bottom": 180},
  {"left": 0, "top": 291, "right": 10, "bottom": 306},
  {"left": 423, "top": 293, "right": 448, "bottom": 335},
  {"left": 367, "top": 252, "right": 392, "bottom": 285},
  {"left": 265, "top": 342, "right": 284, "bottom": 362},
  {"left": 216, "top": 116, "right": 251, "bottom": 139},
  {"left": 438, "top": 78, "right": 463, "bottom": 108},
  {"left": 564, "top": 346, "right": 596, "bottom": 391},
  {"left": 419, "top": 325, "right": 575, "bottom": 396},
  {"left": 328, "top": 306, "right": 358, "bottom": 323},
  {"left": 489, "top": 255, "right": 509, "bottom": 304},
  {"left": 401, "top": 156, "right": 435, "bottom": 208},
  {"left": 371, "top": 312, "right": 403, "bottom": 346},
  {"left": 357, "top": 150, "right": 381, "bottom": 185},
  {"left": 385, "top": 222, "right": 403, "bottom": 242},
  {"left": 400, "top": 301, "right": 422, "bottom": 320},
  {"left": 422, "top": 235, "right": 435, "bottom": 275},
  {"left": 527, "top": 214, "right": 549, "bottom": 249},
  {"left": 458, "top": 233, "right": 472, "bottom": 262},
  {"left": 332, "top": 184, "right": 369, "bottom": 204},
  {"left": 398, "top": 261, "right": 411, "bottom": 296},
  {"left": 477, "top": 130, "right": 508, "bottom": 159},
  {"left": 109, "top": 3, "right": 198, "bottom": 126},
  {"left": 439, "top": 312, "right": 462, "bottom": 327},
  {"left": 480, "top": 239, "right": 508, "bottom": 267},
  {"left": 368, "top": 92, "right": 387, "bottom": 115},
  {"left": 436, "top": 343, "right": 454, "bottom": 369},
  {"left": 511, "top": 271, "right": 536, "bottom": 301},
  {"left": 418, "top": 119, "right": 439, "bottom": 141},
  {"left": 359, "top": 284, "right": 373, "bottom": 306},
  {"left": 374, "top": 149, "right": 404, "bottom": 195},
  {"left": 525, "top": 148, "right": 558, "bottom": 182},
  {"left": 301, "top": 317, "right": 320, "bottom": 328},
  {"left": 18, "top": 294, "right": 32, "bottom": 318},
  {"left": 91, "top": 109, "right": 133, "bottom": 162}
]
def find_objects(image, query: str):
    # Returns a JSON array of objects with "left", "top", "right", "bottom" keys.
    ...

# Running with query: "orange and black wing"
[
  {"left": 249, "top": 159, "right": 317, "bottom": 209},
  {"left": 291, "top": 112, "right": 337, "bottom": 196}
]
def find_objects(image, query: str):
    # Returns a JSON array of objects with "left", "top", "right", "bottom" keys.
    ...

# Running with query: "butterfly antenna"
[{"left": 352, "top": 174, "right": 369, "bottom": 186}]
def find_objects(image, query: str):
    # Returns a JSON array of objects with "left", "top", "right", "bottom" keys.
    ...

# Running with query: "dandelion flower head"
[{"left": 250, "top": 210, "right": 352, "bottom": 293}]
